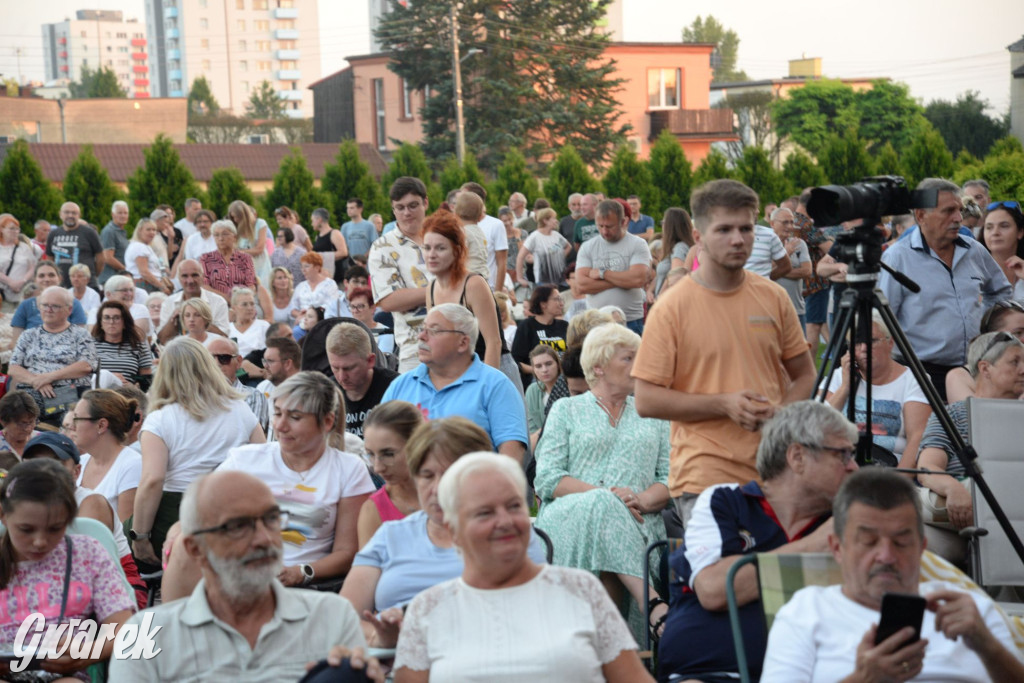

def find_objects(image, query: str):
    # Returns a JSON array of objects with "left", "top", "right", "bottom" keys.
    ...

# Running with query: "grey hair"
[
  {"left": 230, "top": 286, "right": 255, "bottom": 306},
  {"left": 438, "top": 451, "right": 528, "bottom": 533},
  {"left": 509, "top": 192, "right": 526, "bottom": 204},
  {"left": 272, "top": 370, "right": 343, "bottom": 426},
  {"left": 68, "top": 263, "right": 91, "bottom": 278},
  {"left": 962, "top": 179, "right": 989, "bottom": 192},
  {"left": 598, "top": 304, "right": 626, "bottom": 324},
  {"left": 211, "top": 219, "right": 237, "bottom": 236},
  {"left": 968, "top": 331, "right": 1024, "bottom": 378},
  {"left": 596, "top": 199, "right": 624, "bottom": 222},
  {"left": 915, "top": 178, "right": 961, "bottom": 198},
  {"left": 312, "top": 208, "right": 330, "bottom": 223},
  {"left": 432, "top": 303, "right": 479, "bottom": 350},
  {"left": 833, "top": 468, "right": 923, "bottom": 539},
  {"left": 770, "top": 207, "right": 794, "bottom": 222},
  {"left": 145, "top": 292, "right": 167, "bottom": 308},
  {"left": 39, "top": 285, "right": 73, "bottom": 307},
  {"left": 756, "top": 400, "right": 857, "bottom": 481},
  {"left": 869, "top": 310, "right": 890, "bottom": 339},
  {"left": 581, "top": 322, "right": 640, "bottom": 386},
  {"left": 111, "top": 200, "right": 129, "bottom": 213},
  {"left": 104, "top": 274, "right": 134, "bottom": 295},
  {"left": 568, "top": 192, "right": 583, "bottom": 203},
  {"left": 209, "top": 336, "right": 240, "bottom": 355}
]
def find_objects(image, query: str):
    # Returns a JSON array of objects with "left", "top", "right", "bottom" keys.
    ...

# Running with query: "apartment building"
[
  {"left": 41, "top": 10, "right": 151, "bottom": 99},
  {"left": 145, "top": 0, "right": 321, "bottom": 118}
]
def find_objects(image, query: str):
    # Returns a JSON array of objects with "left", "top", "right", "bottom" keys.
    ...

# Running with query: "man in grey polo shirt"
[{"left": 100, "top": 200, "right": 130, "bottom": 285}]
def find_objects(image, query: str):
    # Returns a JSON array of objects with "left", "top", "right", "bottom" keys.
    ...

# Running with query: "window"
[
  {"left": 254, "top": 0, "right": 268, "bottom": 9},
  {"left": 239, "top": 60, "right": 248, "bottom": 71},
  {"left": 279, "top": 40, "right": 296, "bottom": 50},
  {"left": 200, "top": 18, "right": 209, "bottom": 30},
  {"left": 276, "top": 19, "right": 295, "bottom": 29},
  {"left": 117, "top": 32, "right": 127, "bottom": 39},
  {"left": 279, "top": 0, "right": 294, "bottom": 7},
  {"left": 238, "top": 39, "right": 247, "bottom": 51},
  {"left": 258, "top": 61, "right": 271, "bottom": 71},
  {"left": 202, "top": 59, "right": 211, "bottom": 70},
  {"left": 648, "top": 68, "right": 681, "bottom": 109},
  {"left": 199, "top": 0, "right": 208, "bottom": 7},
  {"left": 255, "top": 20, "right": 269, "bottom": 31},
  {"left": 200, "top": 38, "right": 209, "bottom": 49},
  {"left": 401, "top": 79, "right": 412, "bottom": 119},
  {"left": 107, "top": 46, "right": 112, "bottom": 52},
  {"left": 241, "top": 80, "right": 250, "bottom": 92},
  {"left": 236, "top": 0, "right": 245, "bottom": 9},
  {"left": 255, "top": 40, "right": 271, "bottom": 51},
  {"left": 237, "top": 20, "right": 246, "bottom": 31},
  {"left": 373, "top": 78, "right": 386, "bottom": 150}
]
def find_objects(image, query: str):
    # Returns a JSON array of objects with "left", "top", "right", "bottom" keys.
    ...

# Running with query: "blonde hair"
[
  {"left": 581, "top": 322, "right": 640, "bottom": 385},
  {"left": 181, "top": 297, "right": 213, "bottom": 326},
  {"left": 405, "top": 417, "right": 492, "bottom": 476},
  {"left": 566, "top": 309, "right": 613, "bottom": 348},
  {"left": 270, "top": 266, "right": 294, "bottom": 298},
  {"left": 227, "top": 200, "right": 257, "bottom": 243},
  {"left": 148, "top": 337, "right": 243, "bottom": 420}
]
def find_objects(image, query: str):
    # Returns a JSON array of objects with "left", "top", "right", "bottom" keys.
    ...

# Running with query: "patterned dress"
[{"left": 535, "top": 392, "right": 670, "bottom": 580}]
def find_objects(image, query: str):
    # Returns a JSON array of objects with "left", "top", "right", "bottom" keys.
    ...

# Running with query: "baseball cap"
[{"left": 23, "top": 432, "right": 81, "bottom": 464}]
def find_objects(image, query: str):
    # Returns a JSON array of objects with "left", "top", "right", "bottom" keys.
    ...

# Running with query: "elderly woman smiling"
[{"left": 392, "top": 452, "right": 653, "bottom": 683}]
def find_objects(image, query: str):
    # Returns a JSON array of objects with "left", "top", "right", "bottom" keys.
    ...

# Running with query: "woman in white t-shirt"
[
  {"left": 130, "top": 337, "right": 265, "bottom": 568},
  {"left": 125, "top": 218, "right": 172, "bottom": 294},
  {"left": 516, "top": 208, "right": 572, "bottom": 288},
  {"left": 71, "top": 388, "right": 142, "bottom": 523},
  {"left": 228, "top": 286, "right": 271, "bottom": 357}
]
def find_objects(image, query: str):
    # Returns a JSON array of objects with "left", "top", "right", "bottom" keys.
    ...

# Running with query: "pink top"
[{"left": 370, "top": 486, "right": 405, "bottom": 523}]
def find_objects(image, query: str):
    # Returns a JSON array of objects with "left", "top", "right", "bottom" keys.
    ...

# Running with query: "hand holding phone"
[{"left": 876, "top": 592, "right": 926, "bottom": 645}]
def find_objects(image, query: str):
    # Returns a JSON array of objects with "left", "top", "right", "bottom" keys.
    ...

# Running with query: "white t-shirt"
[
  {"left": 229, "top": 319, "right": 271, "bottom": 358},
  {"left": 395, "top": 565, "right": 637, "bottom": 681},
  {"left": 478, "top": 214, "right": 509, "bottom": 288},
  {"left": 68, "top": 286, "right": 101, "bottom": 313},
  {"left": 761, "top": 581, "right": 1021, "bottom": 683},
  {"left": 77, "top": 448, "right": 142, "bottom": 520},
  {"left": 826, "top": 367, "right": 928, "bottom": 457},
  {"left": 184, "top": 232, "right": 217, "bottom": 261},
  {"left": 174, "top": 217, "right": 197, "bottom": 242},
  {"left": 141, "top": 399, "right": 259, "bottom": 492},
  {"left": 74, "top": 487, "right": 132, "bottom": 558},
  {"left": 124, "top": 242, "right": 162, "bottom": 280},
  {"left": 744, "top": 225, "right": 787, "bottom": 278},
  {"left": 217, "top": 443, "right": 374, "bottom": 564}
]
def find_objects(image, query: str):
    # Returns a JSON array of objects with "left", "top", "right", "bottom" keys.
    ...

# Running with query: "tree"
[
  {"left": 322, "top": 140, "right": 386, "bottom": 227},
  {"left": 774, "top": 80, "right": 860, "bottom": 158},
  {"left": 126, "top": 134, "right": 203, "bottom": 217},
  {"left": 872, "top": 142, "right": 903, "bottom": 179},
  {"left": 781, "top": 150, "right": 826, "bottom": 196},
  {"left": 952, "top": 137, "right": 1024, "bottom": 201},
  {"left": 715, "top": 90, "right": 778, "bottom": 162},
  {"left": 988, "top": 136, "right": 1024, "bottom": 158},
  {"left": 246, "top": 80, "right": 285, "bottom": 119},
  {"left": 901, "top": 126, "right": 954, "bottom": 188},
  {"left": 69, "top": 65, "right": 127, "bottom": 98},
  {"left": 206, "top": 167, "right": 254, "bottom": 220},
  {"left": 439, "top": 153, "right": 486, "bottom": 198},
  {"left": 817, "top": 130, "right": 874, "bottom": 185},
  {"left": 0, "top": 140, "right": 63, "bottom": 226},
  {"left": 490, "top": 149, "right": 542, "bottom": 216},
  {"left": 692, "top": 149, "right": 733, "bottom": 188},
  {"left": 260, "top": 150, "right": 330, "bottom": 230},
  {"left": 856, "top": 80, "right": 927, "bottom": 153},
  {"left": 187, "top": 113, "right": 255, "bottom": 144},
  {"left": 543, "top": 145, "right": 602, "bottom": 218},
  {"left": 187, "top": 75, "right": 219, "bottom": 116},
  {"left": 602, "top": 145, "right": 658, "bottom": 213},
  {"left": 376, "top": 0, "right": 630, "bottom": 170},
  {"left": 734, "top": 146, "right": 787, "bottom": 205},
  {"left": 647, "top": 129, "right": 693, "bottom": 214},
  {"left": 62, "top": 145, "right": 123, "bottom": 228},
  {"left": 682, "top": 15, "right": 748, "bottom": 84},
  {"left": 380, "top": 143, "right": 441, "bottom": 209},
  {"left": 925, "top": 91, "right": 1008, "bottom": 160}
]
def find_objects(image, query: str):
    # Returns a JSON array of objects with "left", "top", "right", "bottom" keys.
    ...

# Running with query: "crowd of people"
[{"left": 0, "top": 174, "right": 1020, "bottom": 682}]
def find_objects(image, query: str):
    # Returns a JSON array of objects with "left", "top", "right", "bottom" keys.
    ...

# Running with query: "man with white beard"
[{"left": 110, "top": 471, "right": 381, "bottom": 681}]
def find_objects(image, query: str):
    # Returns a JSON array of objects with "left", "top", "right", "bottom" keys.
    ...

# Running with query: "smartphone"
[{"left": 875, "top": 592, "right": 926, "bottom": 645}]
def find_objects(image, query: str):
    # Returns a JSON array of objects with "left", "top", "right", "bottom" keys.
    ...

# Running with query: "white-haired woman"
[
  {"left": 534, "top": 323, "right": 670, "bottom": 632},
  {"left": 130, "top": 337, "right": 265, "bottom": 567},
  {"left": 391, "top": 452, "right": 652, "bottom": 683},
  {"left": 228, "top": 286, "right": 271, "bottom": 357},
  {"left": 125, "top": 218, "right": 172, "bottom": 294},
  {"left": 200, "top": 219, "right": 257, "bottom": 300},
  {"left": 67, "top": 262, "right": 101, "bottom": 312}
]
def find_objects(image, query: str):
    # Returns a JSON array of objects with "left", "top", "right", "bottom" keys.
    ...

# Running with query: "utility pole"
[
  {"left": 14, "top": 47, "right": 22, "bottom": 85},
  {"left": 450, "top": 3, "right": 466, "bottom": 165}
]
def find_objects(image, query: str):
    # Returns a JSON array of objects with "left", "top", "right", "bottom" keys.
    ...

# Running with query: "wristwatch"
[
  {"left": 129, "top": 529, "right": 151, "bottom": 541},
  {"left": 597, "top": 268, "right": 606, "bottom": 280},
  {"left": 301, "top": 564, "right": 315, "bottom": 585}
]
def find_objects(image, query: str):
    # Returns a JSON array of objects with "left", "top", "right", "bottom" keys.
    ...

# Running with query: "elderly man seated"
[
  {"left": 109, "top": 470, "right": 380, "bottom": 682},
  {"left": 657, "top": 400, "right": 858, "bottom": 682},
  {"left": 762, "top": 468, "right": 1024, "bottom": 682},
  {"left": 7, "top": 286, "right": 97, "bottom": 418},
  {"left": 382, "top": 303, "right": 528, "bottom": 462},
  {"left": 207, "top": 336, "right": 269, "bottom": 434}
]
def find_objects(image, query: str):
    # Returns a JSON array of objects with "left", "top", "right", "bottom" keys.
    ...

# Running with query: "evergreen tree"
[
  {"left": 187, "top": 76, "right": 220, "bottom": 116},
  {"left": 0, "top": 140, "right": 63, "bottom": 226},
  {"left": 647, "top": 129, "right": 693, "bottom": 214},
  {"left": 543, "top": 145, "right": 601, "bottom": 218},
  {"left": 602, "top": 145, "right": 658, "bottom": 213},
  {"left": 734, "top": 146, "right": 787, "bottom": 206},
  {"left": 260, "top": 149, "right": 330, "bottom": 229},
  {"left": 246, "top": 80, "right": 285, "bottom": 119},
  {"left": 322, "top": 140, "right": 386, "bottom": 226},
  {"left": 439, "top": 153, "right": 486, "bottom": 198},
  {"left": 682, "top": 15, "right": 748, "bottom": 84},
  {"left": 818, "top": 130, "right": 874, "bottom": 185},
  {"left": 988, "top": 136, "right": 1024, "bottom": 158},
  {"left": 490, "top": 149, "right": 542, "bottom": 216},
  {"left": 62, "top": 145, "right": 123, "bottom": 228},
  {"left": 380, "top": 143, "right": 441, "bottom": 209},
  {"left": 901, "top": 126, "right": 954, "bottom": 187},
  {"left": 925, "top": 91, "right": 1008, "bottom": 159},
  {"left": 376, "top": 0, "right": 629, "bottom": 170},
  {"left": 692, "top": 149, "right": 733, "bottom": 188},
  {"left": 69, "top": 65, "right": 127, "bottom": 98},
  {"left": 781, "top": 150, "right": 826, "bottom": 196},
  {"left": 872, "top": 142, "right": 904, "bottom": 179},
  {"left": 126, "top": 134, "right": 203, "bottom": 217},
  {"left": 206, "top": 168, "right": 254, "bottom": 220}
]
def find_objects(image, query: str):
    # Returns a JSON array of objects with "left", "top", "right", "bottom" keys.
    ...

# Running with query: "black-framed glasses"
[
  {"left": 986, "top": 200, "right": 1021, "bottom": 213},
  {"left": 980, "top": 300, "right": 1024, "bottom": 333},
  {"left": 978, "top": 331, "right": 1016, "bottom": 362},
  {"left": 191, "top": 508, "right": 288, "bottom": 540},
  {"left": 212, "top": 353, "right": 235, "bottom": 365},
  {"left": 420, "top": 326, "right": 466, "bottom": 338},
  {"left": 801, "top": 443, "right": 856, "bottom": 465}
]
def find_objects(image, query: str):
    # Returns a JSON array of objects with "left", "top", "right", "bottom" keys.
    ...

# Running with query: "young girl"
[
  {"left": 0, "top": 459, "right": 134, "bottom": 680},
  {"left": 293, "top": 306, "right": 324, "bottom": 342},
  {"left": 525, "top": 345, "right": 563, "bottom": 449}
]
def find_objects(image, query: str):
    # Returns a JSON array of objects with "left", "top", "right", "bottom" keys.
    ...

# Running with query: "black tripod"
[{"left": 813, "top": 220, "right": 1024, "bottom": 569}]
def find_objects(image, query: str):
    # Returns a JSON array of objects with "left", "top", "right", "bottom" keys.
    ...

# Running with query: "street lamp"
[{"left": 450, "top": 7, "right": 482, "bottom": 164}]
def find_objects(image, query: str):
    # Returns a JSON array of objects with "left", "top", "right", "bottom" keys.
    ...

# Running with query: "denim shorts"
[{"left": 804, "top": 289, "right": 829, "bottom": 324}]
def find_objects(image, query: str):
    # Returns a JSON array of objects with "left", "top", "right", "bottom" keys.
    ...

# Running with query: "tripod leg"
[{"left": 812, "top": 290, "right": 857, "bottom": 402}]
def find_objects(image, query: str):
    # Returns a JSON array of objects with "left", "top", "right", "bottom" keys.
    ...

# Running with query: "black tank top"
[
  {"left": 429, "top": 274, "right": 509, "bottom": 359},
  {"left": 313, "top": 230, "right": 346, "bottom": 284}
]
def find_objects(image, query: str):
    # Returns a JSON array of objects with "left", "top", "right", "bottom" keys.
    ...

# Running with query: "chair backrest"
[
  {"left": 755, "top": 552, "right": 844, "bottom": 631},
  {"left": 967, "top": 397, "right": 1024, "bottom": 587},
  {"left": 68, "top": 517, "right": 136, "bottom": 602},
  {"left": 300, "top": 316, "right": 396, "bottom": 377}
]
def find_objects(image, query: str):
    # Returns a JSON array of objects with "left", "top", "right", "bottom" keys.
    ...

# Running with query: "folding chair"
[{"left": 639, "top": 537, "right": 684, "bottom": 671}]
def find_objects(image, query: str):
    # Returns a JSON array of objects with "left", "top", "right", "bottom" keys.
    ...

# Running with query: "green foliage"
[
  {"left": 439, "top": 153, "right": 486, "bottom": 198},
  {"left": 692, "top": 149, "right": 733, "bottom": 188},
  {"left": 901, "top": 126, "right": 954, "bottom": 187},
  {"left": 260, "top": 150, "right": 330, "bottom": 234},
  {"left": 62, "top": 145, "right": 123, "bottom": 228},
  {"left": 69, "top": 65, "right": 127, "bottom": 98},
  {"left": 126, "top": 134, "right": 204, "bottom": 218},
  {"left": 781, "top": 150, "right": 826, "bottom": 196},
  {"left": 989, "top": 136, "right": 1024, "bottom": 158},
  {"left": 381, "top": 143, "right": 441, "bottom": 209},
  {"left": 774, "top": 80, "right": 860, "bottom": 157},
  {"left": 543, "top": 145, "right": 602, "bottom": 217},
  {"left": 925, "top": 91, "right": 1008, "bottom": 159},
  {"left": 187, "top": 76, "right": 219, "bottom": 116},
  {"left": 872, "top": 142, "right": 903, "bottom": 179},
  {"left": 376, "top": 0, "right": 629, "bottom": 170},
  {"left": 647, "top": 129, "right": 694, "bottom": 215},
  {"left": 187, "top": 114, "right": 255, "bottom": 144},
  {"left": 602, "top": 145, "right": 658, "bottom": 213},
  {"left": 717, "top": 90, "right": 778, "bottom": 162},
  {"left": 490, "top": 149, "right": 541, "bottom": 216},
  {"left": 970, "top": 153, "right": 1024, "bottom": 202},
  {"left": 818, "top": 130, "right": 874, "bottom": 185},
  {"left": 206, "top": 168, "right": 254, "bottom": 220},
  {"left": 0, "top": 140, "right": 63, "bottom": 226},
  {"left": 682, "top": 15, "right": 748, "bottom": 84},
  {"left": 856, "top": 80, "right": 927, "bottom": 153},
  {"left": 734, "top": 146, "right": 787, "bottom": 205},
  {"left": 322, "top": 140, "right": 386, "bottom": 226},
  {"left": 246, "top": 80, "right": 285, "bottom": 120}
]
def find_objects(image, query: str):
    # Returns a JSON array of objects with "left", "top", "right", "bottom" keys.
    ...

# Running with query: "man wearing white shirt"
[
  {"left": 461, "top": 182, "right": 508, "bottom": 291},
  {"left": 158, "top": 259, "right": 229, "bottom": 342},
  {"left": 175, "top": 197, "right": 202, "bottom": 241},
  {"left": 745, "top": 223, "right": 792, "bottom": 280},
  {"left": 183, "top": 210, "right": 217, "bottom": 261}
]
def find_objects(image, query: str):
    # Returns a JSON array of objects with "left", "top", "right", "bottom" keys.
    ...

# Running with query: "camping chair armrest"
[{"left": 726, "top": 554, "right": 758, "bottom": 683}]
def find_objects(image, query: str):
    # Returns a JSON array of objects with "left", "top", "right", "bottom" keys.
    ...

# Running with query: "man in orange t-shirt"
[{"left": 633, "top": 179, "right": 815, "bottom": 526}]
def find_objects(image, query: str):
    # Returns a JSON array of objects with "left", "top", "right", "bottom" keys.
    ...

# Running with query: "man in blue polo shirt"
[
  {"left": 382, "top": 303, "right": 527, "bottom": 463},
  {"left": 627, "top": 195, "right": 655, "bottom": 242},
  {"left": 657, "top": 401, "right": 858, "bottom": 682}
]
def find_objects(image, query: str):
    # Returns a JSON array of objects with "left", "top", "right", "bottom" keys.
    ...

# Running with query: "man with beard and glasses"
[{"left": 109, "top": 471, "right": 381, "bottom": 682}]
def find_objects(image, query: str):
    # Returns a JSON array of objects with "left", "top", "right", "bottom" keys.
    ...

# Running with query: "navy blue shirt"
[
  {"left": 628, "top": 213, "right": 654, "bottom": 236},
  {"left": 657, "top": 481, "right": 828, "bottom": 682}
]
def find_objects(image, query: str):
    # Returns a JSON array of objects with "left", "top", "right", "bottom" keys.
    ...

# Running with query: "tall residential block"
[
  {"left": 145, "top": 0, "right": 321, "bottom": 118},
  {"left": 41, "top": 10, "right": 151, "bottom": 98}
]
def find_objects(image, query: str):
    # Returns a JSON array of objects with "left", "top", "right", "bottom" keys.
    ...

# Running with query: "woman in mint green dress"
[{"left": 535, "top": 323, "right": 670, "bottom": 614}]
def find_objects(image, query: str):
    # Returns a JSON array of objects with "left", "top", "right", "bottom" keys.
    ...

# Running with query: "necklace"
[{"left": 593, "top": 393, "right": 625, "bottom": 428}]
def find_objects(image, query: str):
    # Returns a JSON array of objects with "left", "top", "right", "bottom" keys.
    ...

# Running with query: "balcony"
[
  {"left": 284, "top": 108, "right": 305, "bottom": 119},
  {"left": 132, "top": 52, "right": 147, "bottom": 61},
  {"left": 275, "top": 49, "right": 300, "bottom": 60},
  {"left": 133, "top": 64, "right": 149, "bottom": 73},
  {"left": 164, "top": 7, "right": 178, "bottom": 18},
  {"left": 134, "top": 92, "right": 150, "bottom": 98},
  {"left": 166, "top": 28, "right": 179, "bottom": 39},
  {"left": 648, "top": 108, "right": 735, "bottom": 140},
  {"left": 273, "top": 29, "right": 299, "bottom": 40},
  {"left": 169, "top": 89, "right": 184, "bottom": 98},
  {"left": 277, "top": 69, "right": 301, "bottom": 81},
  {"left": 167, "top": 49, "right": 180, "bottom": 60},
  {"left": 273, "top": 8, "right": 298, "bottom": 19},
  {"left": 59, "top": 37, "right": 66, "bottom": 45},
  {"left": 131, "top": 37, "right": 146, "bottom": 47},
  {"left": 278, "top": 90, "right": 302, "bottom": 101},
  {"left": 59, "top": 51, "right": 67, "bottom": 58},
  {"left": 169, "top": 69, "right": 182, "bottom": 80},
  {"left": 134, "top": 78, "right": 149, "bottom": 86},
  {"left": 59, "top": 64, "right": 68, "bottom": 72}
]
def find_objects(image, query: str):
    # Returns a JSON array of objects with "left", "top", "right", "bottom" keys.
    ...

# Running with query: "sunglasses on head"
[{"left": 987, "top": 200, "right": 1021, "bottom": 213}]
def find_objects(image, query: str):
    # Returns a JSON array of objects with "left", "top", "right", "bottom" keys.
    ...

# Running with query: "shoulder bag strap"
[
  {"left": 5, "top": 244, "right": 19, "bottom": 277},
  {"left": 59, "top": 535, "right": 73, "bottom": 622}
]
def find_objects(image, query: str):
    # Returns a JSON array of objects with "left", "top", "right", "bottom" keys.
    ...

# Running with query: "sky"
[{"left": 2, "top": 0, "right": 1021, "bottom": 115}]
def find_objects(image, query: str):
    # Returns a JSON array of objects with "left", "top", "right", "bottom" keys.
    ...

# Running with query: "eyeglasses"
[
  {"left": 113, "top": 288, "right": 135, "bottom": 294},
  {"left": 39, "top": 303, "right": 67, "bottom": 312},
  {"left": 101, "top": 315, "right": 122, "bottom": 322},
  {"left": 392, "top": 201, "right": 423, "bottom": 214},
  {"left": 420, "top": 326, "right": 466, "bottom": 338},
  {"left": 72, "top": 416, "right": 100, "bottom": 424},
  {"left": 986, "top": 201, "right": 1021, "bottom": 213},
  {"left": 191, "top": 508, "right": 288, "bottom": 540},
  {"left": 802, "top": 443, "right": 856, "bottom": 465},
  {"left": 980, "top": 300, "right": 1024, "bottom": 333},
  {"left": 350, "top": 303, "right": 369, "bottom": 312},
  {"left": 212, "top": 353, "right": 235, "bottom": 365}
]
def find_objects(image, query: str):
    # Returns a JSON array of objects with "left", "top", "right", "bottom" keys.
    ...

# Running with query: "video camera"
[{"left": 805, "top": 175, "right": 936, "bottom": 227}]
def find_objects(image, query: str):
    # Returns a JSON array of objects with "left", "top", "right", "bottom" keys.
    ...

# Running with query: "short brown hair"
[
  {"left": 454, "top": 191, "right": 485, "bottom": 222},
  {"left": 326, "top": 323, "right": 372, "bottom": 358},
  {"left": 405, "top": 416, "right": 492, "bottom": 476},
  {"left": 265, "top": 336, "right": 301, "bottom": 366},
  {"left": 690, "top": 179, "right": 759, "bottom": 232}
]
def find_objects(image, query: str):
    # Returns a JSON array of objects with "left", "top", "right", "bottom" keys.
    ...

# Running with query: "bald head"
[
  {"left": 181, "top": 471, "right": 277, "bottom": 536},
  {"left": 207, "top": 338, "right": 240, "bottom": 382},
  {"left": 59, "top": 202, "right": 81, "bottom": 229},
  {"left": 178, "top": 259, "right": 204, "bottom": 294}
]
